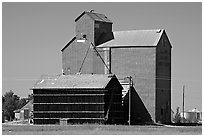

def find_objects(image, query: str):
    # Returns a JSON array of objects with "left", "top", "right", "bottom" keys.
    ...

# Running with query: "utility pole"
[
  {"left": 128, "top": 76, "right": 132, "bottom": 125},
  {"left": 182, "top": 85, "right": 185, "bottom": 123}
]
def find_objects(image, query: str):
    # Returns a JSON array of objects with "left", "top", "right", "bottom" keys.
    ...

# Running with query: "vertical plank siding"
[{"left": 33, "top": 88, "right": 123, "bottom": 124}]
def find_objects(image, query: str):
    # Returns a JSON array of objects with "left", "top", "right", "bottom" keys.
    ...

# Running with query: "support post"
[
  {"left": 90, "top": 42, "right": 112, "bottom": 74},
  {"left": 129, "top": 76, "right": 132, "bottom": 125},
  {"left": 182, "top": 85, "right": 185, "bottom": 123}
]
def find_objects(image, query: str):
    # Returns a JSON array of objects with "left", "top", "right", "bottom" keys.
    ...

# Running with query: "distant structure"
[
  {"left": 14, "top": 100, "right": 33, "bottom": 121},
  {"left": 61, "top": 11, "right": 172, "bottom": 124},
  {"left": 32, "top": 74, "right": 123, "bottom": 125},
  {"left": 180, "top": 108, "right": 202, "bottom": 123}
]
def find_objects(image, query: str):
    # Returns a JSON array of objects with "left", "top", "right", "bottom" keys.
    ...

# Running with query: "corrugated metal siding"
[
  {"left": 32, "top": 74, "right": 113, "bottom": 89},
  {"left": 93, "top": 49, "right": 105, "bottom": 74},
  {"left": 86, "top": 12, "right": 112, "bottom": 23},
  {"left": 94, "top": 21, "right": 113, "bottom": 46},
  {"left": 33, "top": 77, "right": 123, "bottom": 124},
  {"left": 62, "top": 12, "right": 113, "bottom": 75},
  {"left": 75, "top": 11, "right": 112, "bottom": 23},
  {"left": 34, "top": 89, "right": 122, "bottom": 124},
  {"left": 123, "top": 87, "right": 152, "bottom": 124},
  {"left": 110, "top": 47, "right": 156, "bottom": 121},
  {"left": 155, "top": 33, "right": 171, "bottom": 124},
  {"left": 98, "top": 29, "right": 163, "bottom": 48},
  {"left": 75, "top": 14, "right": 94, "bottom": 43},
  {"left": 62, "top": 41, "right": 107, "bottom": 75},
  {"left": 33, "top": 89, "right": 106, "bottom": 124},
  {"left": 62, "top": 41, "right": 94, "bottom": 75}
]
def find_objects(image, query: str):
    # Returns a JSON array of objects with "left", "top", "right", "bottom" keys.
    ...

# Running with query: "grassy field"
[{"left": 2, "top": 123, "right": 202, "bottom": 135}]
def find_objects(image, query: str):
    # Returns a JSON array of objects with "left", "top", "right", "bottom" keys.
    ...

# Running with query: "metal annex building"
[
  {"left": 61, "top": 11, "right": 172, "bottom": 124},
  {"left": 32, "top": 74, "right": 123, "bottom": 125}
]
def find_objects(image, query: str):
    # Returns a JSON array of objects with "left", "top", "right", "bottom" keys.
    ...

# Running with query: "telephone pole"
[
  {"left": 128, "top": 76, "right": 132, "bottom": 125},
  {"left": 182, "top": 85, "right": 185, "bottom": 123}
]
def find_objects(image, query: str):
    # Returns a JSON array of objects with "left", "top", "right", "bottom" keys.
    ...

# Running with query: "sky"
[{"left": 2, "top": 2, "right": 202, "bottom": 112}]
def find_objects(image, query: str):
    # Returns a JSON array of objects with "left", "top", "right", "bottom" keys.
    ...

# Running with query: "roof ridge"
[
  {"left": 75, "top": 11, "right": 112, "bottom": 23},
  {"left": 114, "top": 29, "right": 164, "bottom": 33},
  {"left": 97, "top": 29, "right": 168, "bottom": 48},
  {"left": 31, "top": 74, "right": 116, "bottom": 90}
]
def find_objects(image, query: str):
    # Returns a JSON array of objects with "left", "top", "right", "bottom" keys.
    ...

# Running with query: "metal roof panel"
[
  {"left": 97, "top": 29, "right": 164, "bottom": 48},
  {"left": 32, "top": 74, "right": 116, "bottom": 89},
  {"left": 75, "top": 11, "right": 112, "bottom": 23}
]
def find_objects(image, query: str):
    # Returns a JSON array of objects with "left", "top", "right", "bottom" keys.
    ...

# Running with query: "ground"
[{"left": 2, "top": 122, "right": 202, "bottom": 135}]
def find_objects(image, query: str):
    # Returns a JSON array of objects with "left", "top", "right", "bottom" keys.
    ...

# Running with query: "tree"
[
  {"left": 2, "top": 90, "right": 18, "bottom": 120},
  {"left": 17, "top": 98, "right": 27, "bottom": 109},
  {"left": 2, "top": 90, "right": 28, "bottom": 121}
]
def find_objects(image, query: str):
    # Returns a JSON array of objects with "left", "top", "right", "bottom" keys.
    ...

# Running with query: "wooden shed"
[{"left": 31, "top": 74, "right": 123, "bottom": 125}]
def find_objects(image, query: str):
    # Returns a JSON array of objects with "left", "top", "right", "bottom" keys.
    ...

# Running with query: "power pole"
[
  {"left": 182, "top": 85, "right": 185, "bottom": 123},
  {"left": 128, "top": 76, "right": 132, "bottom": 125}
]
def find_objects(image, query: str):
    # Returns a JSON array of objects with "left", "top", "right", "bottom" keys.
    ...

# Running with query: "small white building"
[{"left": 180, "top": 108, "right": 202, "bottom": 123}]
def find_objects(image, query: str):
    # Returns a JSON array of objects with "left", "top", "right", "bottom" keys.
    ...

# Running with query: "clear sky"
[{"left": 2, "top": 2, "right": 202, "bottom": 112}]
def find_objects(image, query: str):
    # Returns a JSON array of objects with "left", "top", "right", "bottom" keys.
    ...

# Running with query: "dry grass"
[{"left": 2, "top": 123, "right": 202, "bottom": 135}]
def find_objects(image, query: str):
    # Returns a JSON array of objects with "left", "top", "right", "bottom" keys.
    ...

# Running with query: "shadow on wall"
[
  {"left": 123, "top": 87, "right": 153, "bottom": 125},
  {"left": 96, "top": 32, "right": 114, "bottom": 46}
]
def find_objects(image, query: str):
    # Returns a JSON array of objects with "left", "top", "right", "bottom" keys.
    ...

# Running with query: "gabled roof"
[
  {"left": 32, "top": 74, "right": 117, "bottom": 89},
  {"left": 21, "top": 100, "right": 33, "bottom": 111},
  {"left": 61, "top": 37, "right": 76, "bottom": 52},
  {"left": 75, "top": 11, "right": 112, "bottom": 23},
  {"left": 14, "top": 100, "right": 33, "bottom": 113},
  {"left": 97, "top": 29, "right": 164, "bottom": 48}
]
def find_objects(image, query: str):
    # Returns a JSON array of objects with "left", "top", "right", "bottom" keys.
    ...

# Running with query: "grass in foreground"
[{"left": 2, "top": 124, "right": 202, "bottom": 135}]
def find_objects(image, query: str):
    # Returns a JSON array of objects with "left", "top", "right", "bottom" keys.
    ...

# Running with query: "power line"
[{"left": 2, "top": 76, "right": 201, "bottom": 83}]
